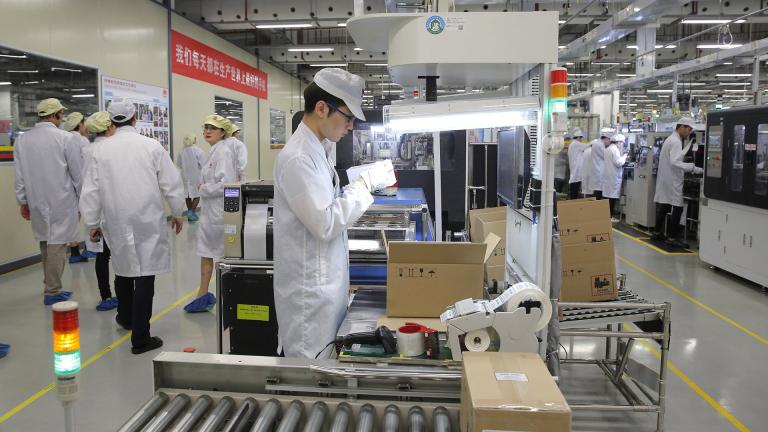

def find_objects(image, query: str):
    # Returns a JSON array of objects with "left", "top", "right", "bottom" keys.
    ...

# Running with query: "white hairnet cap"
[
  {"left": 107, "top": 98, "right": 136, "bottom": 123},
  {"left": 313, "top": 68, "right": 366, "bottom": 121},
  {"left": 61, "top": 112, "right": 84, "bottom": 132},
  {"left": 677, "top": 117, "right": 696, "bottom": 128},
  {"left": 600, "top": 128, "right": 615, "bottom": 139},
  {"left": 85, "top": 111, "right": 111, "bottom": 134},
  {"left": 613, "top": 134, "right": 626, "bottom": 143},
  {"left": 572, "top": 129, "right": 585, "bottom": 138}
]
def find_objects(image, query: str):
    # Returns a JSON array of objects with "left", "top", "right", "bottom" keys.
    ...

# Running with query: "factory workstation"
[{"left": 4, "top": 1, "right": 768, "bottom": 432}]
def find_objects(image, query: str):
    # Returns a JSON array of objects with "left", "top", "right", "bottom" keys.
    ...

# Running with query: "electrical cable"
[{"left": 314, "top": 341, "right": 336, "bottom": 359}]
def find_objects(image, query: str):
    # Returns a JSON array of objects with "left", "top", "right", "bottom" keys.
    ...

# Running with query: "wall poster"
[{"left": 101, "top": 75, "right": 171, "bottom": 151}]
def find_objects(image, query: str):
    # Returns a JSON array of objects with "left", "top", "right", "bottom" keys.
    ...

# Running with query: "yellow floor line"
[
  {"left": 613, "top": 228, "right": 697, "bottom": 256},
  {"left": 631, "top": 335, "right": 750, "bottom": 432},
  {"left": 0, "top": 288, "right": 197, "bottom": 424},
  {"left": 617, "top": 254, "right": 768, "bottom": 348}
]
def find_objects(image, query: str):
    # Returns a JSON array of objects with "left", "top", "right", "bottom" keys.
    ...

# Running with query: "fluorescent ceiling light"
[
  {"left": 635, "top": 99, "right": 656, "bottom": 102},
  {"left": 256, "top": 23, "right": 313, "bottom": 29},
  {"left": 682, "top": 19, "right": 746, "bottom": 24},
  {"left": 724, "top": 94, "right": 750, "bottom": 97},
  {"left": 288, "top": 47, "right": 333, "bottom": 52},
  {"left": 337, "top": 23, "right": 347, "bottom": 27},
  {"left": 365, "top": 63, "right": 388, "bottom": 67},
  {"left": 723, "top": 62, "right": 733, "bottom": 65},
  {"left": 456, "top": 89, "right": 466, "bottom": 92},
  {"left": 724, "top": 89, "right": 749, "bottom": 92},
  {"left": 21, "top": 81, "right": 39, "bottom": 84},
  {"left": 616, "top": 74, "right": 636, "bottom": 77},
  {"left": 594, "top": 62, "right": 620, "bottom": 65},
  {"left": 719, "top": 82, "right": 749, "bottom": 85},
  {"left": 353, "top": 47, "right": 363, "bottom": 51},
  {"left": 697, "top": 44, "right": 743, "bottom": 49},
  {"left": 64, "top": 88, "right": 86, "bottom": 91},
  {"left": 558, "top": 20, "right": 566, "bottom": 24},
  {"left": 384, "top": 96, "right": 539, "bottom": 133},
  {"left": 0, "top": 82, "right": 11, "bottom": 85},
  {"left": 688, "top": 89, "right": 713, "bottom": 93},
  {"left": 226, "top": 116, "right": 239, "bottom": 119},
  {"left": 0, "top": 53, "right": 26, "bottom": 58},
  {"left": 627, "top": 45, "right": 676, "bottom": 49},
  {"left": 51, "top": 67, "right": 82, "bottom": 72},
  {"left": 309, "top": 63, "right": 346, "bottom": 67},
  {"left": 647, "top": 89, "right": 673, "bottom": 93},
  {"left": 7, "top": 70, "right": 38, "bottom": 73},
  {"left": 716, "top": 73, "right": 752, "bottom": 77},
  {"left": 600, "top": 45, "right": 607, "bottom": 49},
  {"left": 558, "top": 45, "right": 566, "bottom": 49},
  {"left": 570, "top": 73, "right": 595, "bottom": 77},
  {"left": 377, "top": 83, "right": 401, "bottom": 86},
  {"left": 71, "top": 94, "right": 94, "bottom": 98},
  {"left": 697, "top": 99, "right": 717, "bottom": 102}
]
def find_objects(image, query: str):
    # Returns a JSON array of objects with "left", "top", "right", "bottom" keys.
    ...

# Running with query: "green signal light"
[{"left": 54, "top": 350, "right": 81, "bottom": 375}]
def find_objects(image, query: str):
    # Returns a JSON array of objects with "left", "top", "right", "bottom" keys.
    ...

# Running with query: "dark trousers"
[
  {"left": 115, "top": 275, "right": 155, "bottom": 347},
  {"left": 654, "top": 203, "right": 683, "bottom": 239},
  {"left": 95, "top": 242, "right": 113, "bottom": 301},
  {"left": 569, "top": 182, "right": 581, "bottom": 199},
  {"left": 609, "top": 198, "right": 619, "bottom": 217},
  {"left": 593, "top": 190, "right": 603, "bottom": 199}
]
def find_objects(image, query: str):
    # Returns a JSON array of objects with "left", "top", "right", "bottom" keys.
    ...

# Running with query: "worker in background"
[
  {"left": 177, "top": 133, "right": 205, "bottom": 222},
  {"left": 224, "top": 123, "right": 248, "bottom": 182},
  {"left": 15, "top": 98, "right": 82, "bottom": 305},
  {"left": 554, "top": 133, "right": 570, "bottom": 194},
  {"left": 80, "top": 99, "right": 185, "bottom": 354},
  {"left": 61, "top": 111, "right": 93, "bottom": 263},
  {"left": 580, "top": 144, "right": 593, "bottom": 198},
  {"left": 603, "top": 134, "right": 628, "bottom": 223},
  {"left": 567, "top": 129, "right": 590, "bottom": 199},
  {"left": 273, "top": 68, "right": 396, "bottom": 358},
  {"left": 651, "top": 117, "right": 703, "bottom": 246},
  {"left": 82, "top": 111, "right": 118, "bottom": 311},
  {"left": 586, "top": 129, "right": 613, "bottom": 199},
  {"left": 183, "top": 115, "right": 237, "bottom": 313}
]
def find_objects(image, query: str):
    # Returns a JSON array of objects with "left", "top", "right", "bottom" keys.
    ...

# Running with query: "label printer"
[{"left": 222, "top": 181, "right": 274, "bottom": 259}]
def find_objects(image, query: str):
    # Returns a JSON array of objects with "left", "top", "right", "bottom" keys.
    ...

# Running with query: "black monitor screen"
[{"left": 497, "top": 127, "right": 531, "bottom": 209}]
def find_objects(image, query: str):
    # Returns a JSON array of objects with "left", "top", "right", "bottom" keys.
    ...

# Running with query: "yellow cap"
[
  {"left": 37, "top": 98, "right": 66, "bottom": 117},
  {"left": 183, "top": 133, "right": 197, "bottom": 147},
  {"left": 224, "top": 122, "right": 240, "bottom": 136},
  {"left": 61, "top": 112, "right": 84, "bottom": 132},
  {"left": 203, "top": 114, "right": 229, "bottom": 130},
  {"left": 85, "top": 111, "right": 112, "bottom": 134}
]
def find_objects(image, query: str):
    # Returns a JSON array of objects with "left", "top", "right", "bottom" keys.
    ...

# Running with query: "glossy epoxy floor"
[{"left": 0, "top": 223, "right": 767, "bottom": 431}]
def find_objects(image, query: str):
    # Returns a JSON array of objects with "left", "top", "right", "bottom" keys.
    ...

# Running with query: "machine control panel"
[
  {"left": 706, "top": 125, "right": 723, "bottom": 179},
  {"left": 224, "top": 187, "right": 240, "bottom": 213}
]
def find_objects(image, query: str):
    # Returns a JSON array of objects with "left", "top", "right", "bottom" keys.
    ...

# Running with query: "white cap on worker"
[
  {"left": 600, "top": 128, "right": 614, "bottom": 139},
  {"left": 677, "top": 116, "right": 696, "bottom": 128},
  {"left": 613, "top": 134, "right": 626, "bottom": 143},
  {"left": 313, "top": 68, "right": 366, "bottom": 121},
  {"left": 572, "top": 129, "right": 584, "bottom": 138},
  {"left": 107, "top": 98, "right": 136, "bottom": 123}
]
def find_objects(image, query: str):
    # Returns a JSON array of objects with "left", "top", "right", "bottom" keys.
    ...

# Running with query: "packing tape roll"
[
  {"left": 503, "top": 282, "right": 552, "bottom": 331},
  {"left": 397, "top": 326, "right": 425, "bottom": 357},
  {"left": 464, "top": 329, "right": 493, "bottom": 352}
]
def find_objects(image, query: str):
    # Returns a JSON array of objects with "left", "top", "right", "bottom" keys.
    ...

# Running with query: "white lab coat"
[
  {"left": 602, "top": 143, "right": 628, "bottom": 199},
  {"left": 177, "top": 145, "right": 205, "bottom": 199},
  {"left": 70, "top": 131, "right": 89, "bottom": 150},
  {"left": 196, "top": 141, "right": 237, "bottom": 258},
  {"left": 225, "top": 137, "right": 248, "bottom": 181},
  {"left": 567, "top": 140, "right": 590, "bottom": 183},
  {"left": 580, "top": 147, "right": 593, "bottom": 195},
  {"left": 79, "top": 126, "right": 185, "bottom": 277},
  {"left": 654, "top": 132, "right": 695, "bottom": 207},
  {"left": 81, "top": 135, "right": 108, "bottom": 175},
  {"left": 586, "top": 139, "right": 605, "bottom": 192},
  {"left": 14, "top": 122, "right": 83, "bottom": 244},
  {"left": 273, "top": 122, "right": 374, "bottom": 358}
]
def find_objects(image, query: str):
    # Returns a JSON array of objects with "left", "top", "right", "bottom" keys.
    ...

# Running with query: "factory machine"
[
  {"left": 623, "top": 132, "right": 665, "bottom": 228},
  {"left": 700, "top": 106, "right": 768, "bottom": 287}
]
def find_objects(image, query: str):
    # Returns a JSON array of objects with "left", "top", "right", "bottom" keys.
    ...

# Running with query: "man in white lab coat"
[
  {"left": 80, "top": 99, "right": 186, "bottom": 354},
  {"left": 587, "top": 129, "right": 613, "bottom": 199},
  {"left": 14, "top": 98, "right": 83, "bottom": 305},
  {"left": 273, "top": 68, "right": 395, "bottom": 358},
  {"left": 62, "top": 111, "right": 94, "bottom": 262},
  {"left": 651, "top": 117, "right": 703, "bottom": 246},
  {"left": 603, "top": 134, "right": 628, "bottom": 222},
  {"left": 224, "top": 123, "right": 248, "bottom": 182},
  {"left": 567, "top": 129, "right": 590, "bottom": 199}
]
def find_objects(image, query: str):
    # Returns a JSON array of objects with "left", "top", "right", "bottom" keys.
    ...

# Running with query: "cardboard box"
[
  {"left": 557, "top": 198, "right": 613, "bottom": 246},
  {"left": 468, "top": 207, "right": 506, "bottom": 268},
  {"left": 561, "top": 241, "right": 618, "bottom": 301},
  {"left": 386, "top": 234, "right": 500, "bottom": 317},
  {"left": 485, "top": 264, "right": 505, "bottom": 288},
  {"left": 461, "top": 352, "right": 571, "bottom": 432}
]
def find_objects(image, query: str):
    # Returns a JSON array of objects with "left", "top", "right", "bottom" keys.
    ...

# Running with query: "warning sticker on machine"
[
  {"left": 237, "top": 304, "right": 269, "bottom": 321},
  {"left": 495, "top": 372, "right": 528, "bottom": 382}
]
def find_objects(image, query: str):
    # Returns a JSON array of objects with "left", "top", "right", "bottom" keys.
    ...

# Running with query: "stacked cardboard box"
[
  {"left": 558, "top": 198, "right": 618, "bottom": 302},
  {"left": 468, "top": 207, "right": 507, "bottom": 287},
  {"left": 461, "top": 352, "right": 571, "bottom": 432}
]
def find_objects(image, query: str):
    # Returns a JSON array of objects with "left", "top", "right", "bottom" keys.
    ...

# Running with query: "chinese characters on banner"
[
  {"left": 171, "top": 30, "right": 268, "bottom": 99},
  {"left": 102, "top": 76, "right": 171, "bottom": 152}
]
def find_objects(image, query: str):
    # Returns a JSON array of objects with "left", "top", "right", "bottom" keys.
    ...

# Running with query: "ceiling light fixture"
[
  {"left": 697, "top": 44, "right": 743, "bottom": 49},
  {"left": 682, "top": 19, "right": 746, "bottom": 24},
  {"left": 716, "top": 73, "right": 752, "bottom": 77},
  {"left": 0, "top": 53, "right": 26, "bottom": 58},
  {"left": 51, "top": 67, "right": 82, "bottom": 72},
  {"left": 71, "top": 94, "right": 95, "bottom": 98},
  {"left": 256, "top": 23, "right": 313, "bottom": 29},
  {"left": 365, "top": 63, "right": 388, "bottom": 67},
  {"left": 7, "top": 70, "right": 38, "bottom": 73},
  {"left": 308, "top": 63, "right": 346, "bottom": 67},
  {"left": 288, "top": 47, "right": 333, "bottom": 52}
]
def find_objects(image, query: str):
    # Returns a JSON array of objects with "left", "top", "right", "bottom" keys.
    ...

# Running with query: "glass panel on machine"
[
  {"left": 352, "top": 127, "right": 434, "bottom": 170},
  {"left": 730, "top": 125, "right": 745, "bottom": 192},
  {"left": 756, "top": 124, "right": 768, "bottom": 196}
]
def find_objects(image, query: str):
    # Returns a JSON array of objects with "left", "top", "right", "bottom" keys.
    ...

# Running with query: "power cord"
[{"left": 314, "top": 341, "right": 337, "bottom": 359}]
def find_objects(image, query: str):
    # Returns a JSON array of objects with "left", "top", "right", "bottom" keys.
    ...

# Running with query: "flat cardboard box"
[
  {"left": 558, "top": 198, "right": 613, "bottom": 246},
  {"left": 468, "top": 207, "right": 507, "bottom": 267},
  {"left": 386, "top": 234, "right": 500, "bottom": 317},
  {"left": 461, "top": 352, "right": 571, "bottom": 432},
  {"left": 561, "top": 241, "right": 618, "bottom": 301}
]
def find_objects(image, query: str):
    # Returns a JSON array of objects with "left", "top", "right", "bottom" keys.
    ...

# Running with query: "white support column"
[
  {"left": 753, "top": 56, "right": 761, "bottom": 105},
  {"left": 433, "top": 131, "right": 443, "bottom": 241},
  {"left": 636, "top": 25, "right": 657, "bottom": 77}
]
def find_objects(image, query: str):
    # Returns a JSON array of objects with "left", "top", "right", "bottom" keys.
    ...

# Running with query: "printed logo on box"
[
  {"left": 586, "top": 232, "right": 610, "bottom": 243},
  {"left": 591, "top": 274, "right": 615, "bottom": 296}
]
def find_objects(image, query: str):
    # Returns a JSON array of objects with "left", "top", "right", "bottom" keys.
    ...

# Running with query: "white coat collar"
[
  {"left": 35, "top": 121, "right": 57, "bottom": 129},
  {"left": 297, "top": 122, "right": 333, "bottom": 160},
  {"left": 94, "top": 136, "right": 107, "bottom": 143},
  {"left": 116, "top": 125, "right": 137, "bottom": 135}
]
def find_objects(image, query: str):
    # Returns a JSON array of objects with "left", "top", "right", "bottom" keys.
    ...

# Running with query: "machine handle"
[
  {"left": 750, "top": 235, "right": 753, "bottom": 248},
  {"left": 743, "top": 233, "right": 746, "bottom": 246}
]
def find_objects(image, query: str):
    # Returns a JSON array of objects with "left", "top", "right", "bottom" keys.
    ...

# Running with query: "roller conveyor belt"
[{"left": 559, "top": 289, "right": 661, "bottom": 325}]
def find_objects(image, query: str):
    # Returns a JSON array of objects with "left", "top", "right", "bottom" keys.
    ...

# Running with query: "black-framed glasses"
[{"left": 325, "top": 101, "right": 356, "bottom": 125}]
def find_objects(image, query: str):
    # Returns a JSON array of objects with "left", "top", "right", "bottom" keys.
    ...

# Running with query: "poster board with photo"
[{"left": 101, "top": 75, "right": 171, "bottom": 152}]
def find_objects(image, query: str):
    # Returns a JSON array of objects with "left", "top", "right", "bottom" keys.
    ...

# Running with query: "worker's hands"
[
  {"left": 19, "top": 204, "right": 30, "bottom": 221},
  {"left": 171, "top": 216, "right": 184, "bottom": 235},
  {"left": 89, "top": 228, "right": 102, "bottom": 242},
  {"left": 693, "top": 166, "right": 704, "bottom": 175},
  {"left": 359, "top": 160, "right": 397, "bottom": 192}
]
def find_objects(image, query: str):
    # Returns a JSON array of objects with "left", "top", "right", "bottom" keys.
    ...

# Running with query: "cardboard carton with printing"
[
  {"left": 461, "top": 352, "right": 571, "bottom": 432},
  {"left": 386, "top": 233, "right": 501, "bottom": 317},
  {"left": 468, "top": 206, "right": 507, "bottom": 283}
]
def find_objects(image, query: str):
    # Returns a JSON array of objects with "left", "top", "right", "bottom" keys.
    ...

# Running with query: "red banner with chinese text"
[{"left": 171, "top": 30, "right": 267, "bottom": 99}]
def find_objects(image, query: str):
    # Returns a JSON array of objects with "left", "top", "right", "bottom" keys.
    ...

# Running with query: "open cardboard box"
[
  {"left": 386, "top": 233, "right": 501, "bottom": 317},
  {"left": 468, "top": 206, "right": 507, "bottom": 281}
]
